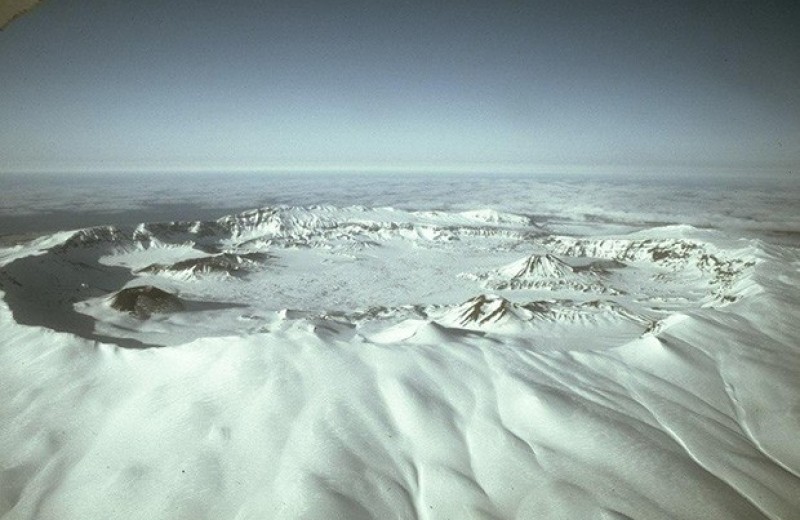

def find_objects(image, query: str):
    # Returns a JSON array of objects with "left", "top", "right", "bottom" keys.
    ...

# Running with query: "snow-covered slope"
[
  {"left": 1, "top": 204, "right": 798, "bottom": 520},
  {"left": 499, "top": 253, "right": 574, "bottom": 279}
]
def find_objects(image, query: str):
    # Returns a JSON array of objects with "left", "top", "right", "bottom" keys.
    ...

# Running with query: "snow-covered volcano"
[
  {"left": 1, "top": 203, "right": 798, "bottom": 520},
  {"left": 498, "top": 253, "right": 574, "bottom": 279},
  {"left": 442, "top": 293, "right": 537, "bottom": 329}
]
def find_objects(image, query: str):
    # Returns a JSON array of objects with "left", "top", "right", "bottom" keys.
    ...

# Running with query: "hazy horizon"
[{"left": 2, "top": 171, "right": 798, "bottom": 243}]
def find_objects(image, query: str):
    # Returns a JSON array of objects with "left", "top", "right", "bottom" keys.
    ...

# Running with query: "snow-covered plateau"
[{"left": 1, "top": 202, "right": 799, "bottom": 519}]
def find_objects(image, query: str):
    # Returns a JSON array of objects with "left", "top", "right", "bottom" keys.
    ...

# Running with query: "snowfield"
[{"left": 1, "top": 202, "right": 799, "bottom": 519}]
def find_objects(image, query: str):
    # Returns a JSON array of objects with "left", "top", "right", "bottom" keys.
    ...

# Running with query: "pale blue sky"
[{"left": 1, "top": 1, "right": 798, "bottom": 175}]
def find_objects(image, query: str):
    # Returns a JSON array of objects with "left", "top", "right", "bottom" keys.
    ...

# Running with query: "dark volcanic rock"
[{"left": 111, "top": 285, "right": 185, "bottom": 318}]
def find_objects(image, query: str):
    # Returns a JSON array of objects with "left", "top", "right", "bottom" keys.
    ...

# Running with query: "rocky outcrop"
[{"left": 111, "top": 286, "right": 185, "bottom": 318}]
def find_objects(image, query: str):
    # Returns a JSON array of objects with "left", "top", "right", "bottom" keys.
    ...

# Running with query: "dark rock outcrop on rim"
[{"left": 111, "top": 286, "right": 185, "bottom": 318}]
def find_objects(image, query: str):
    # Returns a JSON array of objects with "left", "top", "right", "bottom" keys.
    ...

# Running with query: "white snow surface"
[{"left": 1, "top": 202, "right": 799, "bottom": 519}]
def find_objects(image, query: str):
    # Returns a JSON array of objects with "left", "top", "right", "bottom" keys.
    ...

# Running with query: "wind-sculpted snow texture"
[{"left": 1, "top": 203, "right": 799, "bottom": 520}]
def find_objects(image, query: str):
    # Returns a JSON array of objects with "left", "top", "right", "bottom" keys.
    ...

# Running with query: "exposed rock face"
[
  {"left": 448, "top": 294, "right": 544, "bottom": 328},
  {"left": 110, "top": 286, "right": 185, "bottom": 318}
]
